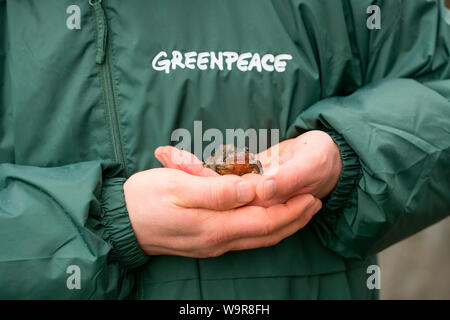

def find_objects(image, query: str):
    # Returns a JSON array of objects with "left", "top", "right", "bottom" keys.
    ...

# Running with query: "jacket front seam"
[
  {"left": 105, "top": 22, "right": 130, "bottom": 177},
  {"left": 91, "top": 1, "right": 129, "bottom": 177}
]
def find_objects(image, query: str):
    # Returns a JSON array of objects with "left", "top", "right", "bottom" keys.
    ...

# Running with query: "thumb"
[
  {"left": 173, "top": 172, "right": 256, "bottom": 210},
  {"left": 256, "top": 159, "right": 314, "bottom": 201},
  {"left": 155, "top": 146, "right": 218, "bottom": 177}
]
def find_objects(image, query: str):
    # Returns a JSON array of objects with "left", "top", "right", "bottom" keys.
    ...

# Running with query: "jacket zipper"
[{"left": 90, "top": 0, "right": 128, "bottom": 176}]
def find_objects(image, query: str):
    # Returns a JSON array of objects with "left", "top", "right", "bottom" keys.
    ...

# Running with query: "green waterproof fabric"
[{"left": 0, "top": 0, "right": 449, "bottom": 299}]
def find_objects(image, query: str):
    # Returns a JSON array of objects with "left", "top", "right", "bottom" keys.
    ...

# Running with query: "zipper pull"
[{"left": 89, "top": 0, "right": 107, "bottom": 64}]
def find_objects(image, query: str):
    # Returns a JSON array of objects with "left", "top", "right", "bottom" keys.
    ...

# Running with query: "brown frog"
[{"left": 204, "top": 144, "right": 263, "bottom": 176}]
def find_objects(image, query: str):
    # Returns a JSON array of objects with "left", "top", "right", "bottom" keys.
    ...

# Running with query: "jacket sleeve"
[
  {"left": 288, "top": 0, "right": 450, "bottom": 260},
  {"left": 0, "top": 0, "right": 148, "bottom": 298},
  {"left": 0, "top": 162, "right": 149, "bottom": 299}
]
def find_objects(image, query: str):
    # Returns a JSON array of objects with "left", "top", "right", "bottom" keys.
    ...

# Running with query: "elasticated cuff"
[
  {"left": 321, "top": 129, "right": 362, "bottom": 218},
  {"left": 100, "top": 178, "right": 149, "bottom": 269}
]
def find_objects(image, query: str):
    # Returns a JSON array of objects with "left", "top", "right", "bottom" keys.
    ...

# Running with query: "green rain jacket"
[{"left": 1, "top": 0, "right": 449, "bottom": 299}]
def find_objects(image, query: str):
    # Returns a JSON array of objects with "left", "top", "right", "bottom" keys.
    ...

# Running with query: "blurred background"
[
  {"left": 378, "top": 0, "right": 450, "bottom": 301},
  {"left": 379, "top": 217, "right": 450, "bottom": 299}
]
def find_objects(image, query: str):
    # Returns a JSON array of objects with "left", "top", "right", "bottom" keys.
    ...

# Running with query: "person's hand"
[
  {"left": 123, "top": 167, "right": 322, "bottom": 258},
  {"left": 253, "top": 130, "right": 342, "bottom": 202},
  {"left": 155, "top": 130, "right": 342, "bottom": 207}
]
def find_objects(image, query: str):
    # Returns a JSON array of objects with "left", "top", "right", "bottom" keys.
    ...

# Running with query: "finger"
[
  {"left": 144, "top": 197, "right": 322, "bottom": 259},
  {"left": 256, "top": 159, "right": 316, "bottom": 201},
  {"left": 208, "top": 193, "right": 319, "bottom": 242},
  {"left": 224, "top": 197, "right": 322, "bottom": 253},
  {"left": 155, "top": 146, "right": 218, "bottom": 177},
  {"left": 183, "top": 163, "right": 220, "bottom": 177},
  {"left": 155, "top": 145, "right": 199, "bottom": 167},
  {"left": 241, "top": 173, "right": 290, "bottom": 207},
  {"left": 172, "top": 172, "right": 256, "bottom": 210},
  {"left": 240, "top": 172, "right": 265, "bottom": 186}
]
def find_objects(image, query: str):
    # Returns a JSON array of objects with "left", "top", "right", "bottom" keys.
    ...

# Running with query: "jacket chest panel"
[
  {"left": 8, "top": 0, "right": 321, "bottom": 172},
  {"left": 106, "top": 0, "right": 320, "bottom": 172}
]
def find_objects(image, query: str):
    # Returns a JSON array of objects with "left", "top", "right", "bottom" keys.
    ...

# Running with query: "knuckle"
[
  {"left": 260, "top": 220, "right": 275, "bottom": 237},
  {"left": 209, "top": 185, "right": 229, "bottom": 209},
  {"left": 204, "top": 230, "right": 227, "bottom": 247},
  {"left": 264, "top": 236, "right": 281, "bottom": 248},
  {"left": 203, "top": 248, "right": 226, "bottom": 258},
  {"left": 211, "top": 249, "right": 226, "bottom": 258},
  {"left": 251, "top": 208, "right": 275, "bottom": 237}
]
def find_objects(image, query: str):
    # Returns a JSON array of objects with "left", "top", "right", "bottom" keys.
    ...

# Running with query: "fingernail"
[
  {"left": 314, "top": 199, "right": 323, "bottom": 212},
  {"left": 263, "top": 180, "right": 277, "bottom": 200},
  {"left": 237, "top": 181, "right": 254, "bottom": 203},
  {"left": 306, "top": 196, "right": 317, "bottom": 209}
]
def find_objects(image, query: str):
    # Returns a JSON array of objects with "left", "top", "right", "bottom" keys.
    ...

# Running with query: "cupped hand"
[
  {"left": 124, "top": 167, "right": 322, "bottom": 258},
  {"left": 253, "top": 130, "right": 342, "bottom": 201},
  {"left": 155, "top": 130, "right": 342, "bottom": 207}
]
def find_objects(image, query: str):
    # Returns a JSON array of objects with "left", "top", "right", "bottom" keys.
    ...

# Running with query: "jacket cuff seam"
[
  {"left": 321, "top": 129, "right": 361, "bottom": 218},
  {"left": 100, "top": 178, "right": 149, "bottom": 270}
]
